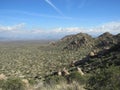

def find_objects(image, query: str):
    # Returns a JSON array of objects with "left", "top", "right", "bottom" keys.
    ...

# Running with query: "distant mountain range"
[{"left": 55, "top": 32, "right": 120, "bottom": 51}]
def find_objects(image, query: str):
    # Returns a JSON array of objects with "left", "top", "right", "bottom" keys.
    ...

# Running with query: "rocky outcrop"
[
  {"left": 56, "top": 32, "right": 120, "bottom": 51},
  {"left": 61, "top": 33, "right": 94, "bottom": 50}
]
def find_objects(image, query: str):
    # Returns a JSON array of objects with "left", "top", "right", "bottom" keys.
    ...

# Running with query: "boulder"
[
  {"left": 89, "top": 52, "right": 95, "bottom": 57},
  {"left": 22, "top": 79, "right": 29, "bottom": 87},
  {"left": 77, "top": 67, "right": 84, "bottom": 75},
  {"left": 0, "top": 73, "right": 7, "bottom": 80}
]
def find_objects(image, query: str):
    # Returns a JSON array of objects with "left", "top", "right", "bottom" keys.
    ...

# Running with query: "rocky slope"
[
  {"left": 55, "top": 32, "right": 119, "bottom": 51},
  {"left": 56, "top": 33, "right": 94, "bottom": 50},
  {"left": 48, "top": 32, "right": 120, "bottom": 77},
  {"left": 72, "top": 42, "right": 120, "bottom": 73}
]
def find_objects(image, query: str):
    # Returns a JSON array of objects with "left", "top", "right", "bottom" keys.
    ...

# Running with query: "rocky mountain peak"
[{"left": 98, "top": 32, "right": 113, "bottom": 38}]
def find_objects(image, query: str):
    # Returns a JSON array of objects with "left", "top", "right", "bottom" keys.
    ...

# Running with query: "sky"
[{"left": 0, "top": 0, "right": 120, "bottom": 40}]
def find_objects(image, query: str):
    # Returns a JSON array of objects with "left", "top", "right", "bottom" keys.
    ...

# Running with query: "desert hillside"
[{"left": 0, "top": 32, "right": 120, "bottom": 90}]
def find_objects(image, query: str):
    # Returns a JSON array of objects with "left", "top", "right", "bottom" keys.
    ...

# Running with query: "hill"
[
  {"left": 46, "top": 32, "right": 120, "bottom": 83},
  {"left": 56, "top": 33, "right": 94, "bottom": 50},
  {"left": 55, "top": 32, "right": 119, "bottom": 51},
  {"left": 45, "top": 33, "right": 120, "bottom": 90},
  {"left": 73, "top": 42, "right": 120, "bottom": 73},
  {"left": 0, "top": 32, "right": 120, "bottom": 90}
]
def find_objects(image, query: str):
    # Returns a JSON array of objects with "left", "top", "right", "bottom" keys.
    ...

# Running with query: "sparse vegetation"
[
  {"left": 67, "top": 71, "right": 86, "bottom": 84},
  {"left": 44, "top": 75, "right": 66, "bottom": 85},
  {"left": 35, "top": 81, "right": 85, "bottom": 90},
  {"left": 86, "top": 65, "right": 120, "bottom": 90},
  {"left": 0, "top": 77, "right": 25, "bottom": 90},
  {"left": 0, "top": 32, "right": 120, "bottom": 90}
]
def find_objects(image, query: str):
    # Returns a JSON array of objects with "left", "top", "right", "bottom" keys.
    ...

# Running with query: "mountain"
[
  {"left": 47, "top": 32, "right": 120, "bottom": 77},
  {"left": 55, "top": 33, "right": 95, "bottom": 50},
  {"left": 114, "top": 33, "right": 120, "bottom": 43},
  {"left": 96, "top": 32, "right": 117, "bottom": 48},
  {"left": 45, "top": 32, "right": 120, "bottom": 90},
  {"left": 55, "top": 32, "right": 119, "bottom": 51},
  {"left": 47, "top": 32, "right": 120, "bottom": 76},
  {"left": 73, "top": 42, "right": 120, "bottom": 73}
]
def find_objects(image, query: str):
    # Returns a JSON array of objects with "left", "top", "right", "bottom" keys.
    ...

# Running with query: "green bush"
[
  {"left": 86, "top": 66, "right": 120, "bottom": 90},
  {"left": 28, "top": 78, "right": 36, "bottom": 85},
  {"left": 0, "top": 79, "right": 5, "bottom": 89},
  {"left": 44, "top": 75, "right": 66, "bottom": 85},
  {"left": 2, "top": 77, "right": 25, "bottom": 90},
  {"left": 67, "top": 71, "right": 86, "bottom": 84}
]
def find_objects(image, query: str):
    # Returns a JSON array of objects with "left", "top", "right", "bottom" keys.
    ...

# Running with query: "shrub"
[
  {"left": 35, "top": 80, "right": 85, "bottom": 90},
  {"left": 28, "top": 78, "right": 36, "bottom": 85},
  {"left": 44, "top": 75, "right": 66, "bottom": 85},
  {"left": 86, "top": 66, "right": 120, "bottom": 90},
  {"left": 0, "top": 79, "right": 5, "bottom": 88},
  {"left": 67, "top": 71, "right": 86, "bottom": 84},
  {"left": 2, "top": 77, "right": 25, "bottom": 90}
]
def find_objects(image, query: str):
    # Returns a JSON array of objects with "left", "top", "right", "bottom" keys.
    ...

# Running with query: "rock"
[
  {"left": 104, "top": 46, "right": 110, "bottom": 50},
  {"left": 77, "top": 67, "right": 84, "bottom": 75},
  {"left": 49, "top": 41, "right": 56, "bottom": 46},
  {"left": 89, "top": 52, "right": 95, "bottom": 57},
  {"left": 62, "top": 68, "right": 70, "bottom": 76},
  {"left": 19, "top": 75, "right": 25, "bottom": 78},
  {"left": 57, "top": 70, "right": 62, "bottom": 76},
  {"left": 93, "top": 49, "right": 98, "bottom": 53},
  {"left": 22, "top": 79, "right": 29, "bottom": 87},
  {"left": 0, "top": 73, "right": 7, "bottom": 80}
]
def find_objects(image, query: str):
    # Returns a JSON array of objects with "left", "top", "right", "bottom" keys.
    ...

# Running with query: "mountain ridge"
[{"left": 55, "top": 32, "right": 119, "bottom": 51}]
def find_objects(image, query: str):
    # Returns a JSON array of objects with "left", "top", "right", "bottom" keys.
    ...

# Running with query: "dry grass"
[{"left": 34, "top": 81, "right": 85, "bottom": 90}]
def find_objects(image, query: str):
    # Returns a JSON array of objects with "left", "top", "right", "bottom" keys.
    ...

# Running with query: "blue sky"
[{"left": 0, "top": 0, "right": 120, "bottom": 39}]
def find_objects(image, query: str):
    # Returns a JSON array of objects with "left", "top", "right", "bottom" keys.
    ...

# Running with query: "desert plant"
[
  {"left": 44, "top": 75, "right": 66, "bottom": 85},
  {"left": 86, "top": 65, "right": 120, "bottom": 90},
  {"left": 2, "top": 77, "right": 25, "bottom": 90},
  {"left": 67, "top": 71, "right": 86, "bottom": 84},
  {"left": 34, "top": 80, "right": 85, "bottom": 90},
  {"left": 0, "top": 79, "right": 5, "bottom": 89}
]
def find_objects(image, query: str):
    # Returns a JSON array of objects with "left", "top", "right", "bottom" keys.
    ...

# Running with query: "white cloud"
[
  {"left": 90, "top": 22, "right": 120, "bottom": 35},
  {"left": 52, "top": 22, "right": 120, "bottom": 35},
  {"left": 0, "top": 21, "right": 120, "bottom": 39},
  {"left": 0, "top": 23, "right": 25, "bottom": 31},
  {"left": 51, "top": 27, "right": 86, "bottom": 34}
]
